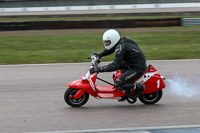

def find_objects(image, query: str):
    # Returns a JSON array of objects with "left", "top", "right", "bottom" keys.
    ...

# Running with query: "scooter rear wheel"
[
  {"left": 139, "top": 90, "right": 163, "bottom": 104},
  {"left": 64, "top": 88, "right": 89, "bottom": 107}
]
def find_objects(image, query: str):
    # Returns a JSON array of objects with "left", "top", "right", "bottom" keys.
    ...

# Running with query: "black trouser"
[{"left": 114, "top": 69, "right": 144, "bottom": 88}]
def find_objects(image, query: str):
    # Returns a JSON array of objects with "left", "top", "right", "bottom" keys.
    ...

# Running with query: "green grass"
[
  {"left": 0, "top": 30, "right": 199, "bottom": 65},
  {"left": 0, "top": 15, "right": 200, "bottom": 22}
]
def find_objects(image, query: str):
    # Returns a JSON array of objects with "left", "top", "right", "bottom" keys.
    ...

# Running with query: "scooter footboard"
[{"left": 96, "top": 85, "right": 125, "bottom": 98}]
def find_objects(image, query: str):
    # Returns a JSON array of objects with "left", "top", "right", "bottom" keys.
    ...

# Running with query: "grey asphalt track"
[{"left": 0, "top": 59, "right": 200, "bottom": 133}]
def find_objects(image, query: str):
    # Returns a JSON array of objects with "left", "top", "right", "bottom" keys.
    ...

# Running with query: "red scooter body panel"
[
  {"left": 113, "top": 65, "right": 166, "bottom": 94},
  {"left": 73, "top": 89, "right": 85, "bottom": 99},
  {"left": 142, "top": 72, "right": 166, "bottom": 94},
  {"left": 67, "top": 79, "right": 97, "bottom": 97},
  {"left": 95, "top": 85, "right": 125, "bottom": 98}
]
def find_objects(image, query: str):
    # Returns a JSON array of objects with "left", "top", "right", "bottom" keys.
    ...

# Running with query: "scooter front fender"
[{"left": 67, "top": 80, "right": 97, "bottom": 97}]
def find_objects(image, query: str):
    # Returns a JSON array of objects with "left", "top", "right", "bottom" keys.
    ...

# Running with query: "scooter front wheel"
[{"left": 64, "top": 88, "right": 89, "bottom": 107}]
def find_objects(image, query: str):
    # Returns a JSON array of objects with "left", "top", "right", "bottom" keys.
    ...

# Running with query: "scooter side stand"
[
  {"left": 122, "top": 90, "right": 137, "bottom": 104},
  {"left": 125, "top": 89, "right": 137, "bottom": 100}
]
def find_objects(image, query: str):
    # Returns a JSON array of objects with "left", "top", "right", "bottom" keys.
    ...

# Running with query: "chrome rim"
[{"left": 142, "top": 92, "right": 159, "bottom": 102}]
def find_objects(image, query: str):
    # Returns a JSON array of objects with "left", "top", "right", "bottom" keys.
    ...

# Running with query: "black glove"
[
  {"left": 90, "top": 66, "right": 104, "bottom": 74},
  {"left": 89, "top": 52, "right": 102, "bottom": 58},
  {"left": 88, "top": 52, "right": 97, "bottom": 59},
  {"left": 92, "top": 52, "right": 99, "bottom": 56}
]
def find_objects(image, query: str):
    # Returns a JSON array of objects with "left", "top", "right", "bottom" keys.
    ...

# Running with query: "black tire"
[
  {"left": 139, "top": 90, "right": 163, "bottom": 104},
  {"left": 64, "top": 88, "right": 89, "bottom": 107}
]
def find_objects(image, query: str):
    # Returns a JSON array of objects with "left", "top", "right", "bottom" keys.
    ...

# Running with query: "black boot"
[
  {"left": 117, "top": 86, "right": 124, "bottom": 91},
  {"left": 131, "top": 84, "right": 145, "bottom": 99},
  {"left": 122, "top": 83, "right": 134, "bottom": 89},
  {"left": 117, "top": 83, "right": 135, "bottom": 102}
]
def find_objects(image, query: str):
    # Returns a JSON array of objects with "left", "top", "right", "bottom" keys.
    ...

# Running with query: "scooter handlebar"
[{"left": 89, "top": 54, "right": 101, "bottom": 65}]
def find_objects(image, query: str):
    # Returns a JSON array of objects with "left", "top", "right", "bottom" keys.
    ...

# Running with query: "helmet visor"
[{"left": 103, "top": 40, "right": 111, "bottom": 47}]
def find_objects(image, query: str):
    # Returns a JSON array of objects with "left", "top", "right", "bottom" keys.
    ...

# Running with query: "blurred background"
[
  {"left": 0, "top": 0, "right": 199, "bottom": 8},
  {"left": 0, "top": 1, "right": 200, "bottom": 132},
  {"left": 0, "top": 0, "right": 199, "bottom": 64},
  {"left": 0, "top": 0, "right": 199, "bottom": 7}
]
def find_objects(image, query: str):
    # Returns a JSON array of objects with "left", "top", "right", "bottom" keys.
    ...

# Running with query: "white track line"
[{"left": 28, "top": 124, "right": 200, "bottom": 133}]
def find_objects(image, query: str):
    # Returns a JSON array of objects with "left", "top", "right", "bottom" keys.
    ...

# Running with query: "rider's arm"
[
  {"left": 102, "top": 44, "right": 126, "bottom": 72},
  {"left": 97, "top": 47, "right": 115, "bottom": 58}
]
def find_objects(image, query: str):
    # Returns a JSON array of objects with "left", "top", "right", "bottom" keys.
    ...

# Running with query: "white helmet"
[{"left": 102, "top": 29, "right": 120, "bottom": 50}]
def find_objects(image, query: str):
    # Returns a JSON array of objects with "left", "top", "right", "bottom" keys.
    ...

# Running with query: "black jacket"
[{"left": 98, "top": 37, "right": 146, "bottom": 73}]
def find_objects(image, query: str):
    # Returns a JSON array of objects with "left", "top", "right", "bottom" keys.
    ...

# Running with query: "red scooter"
[{"left": 64, "top": 54, "right": 166, "bottom": 107}]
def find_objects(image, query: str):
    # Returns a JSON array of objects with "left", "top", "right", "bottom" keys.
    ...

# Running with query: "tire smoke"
[{"left": 166, "top": 75, "right": 200, "bottom": 100}]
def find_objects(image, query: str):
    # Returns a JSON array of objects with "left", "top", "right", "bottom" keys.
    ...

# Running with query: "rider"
[{"left": 90, "top": 29, "right": 146, "bottom": 101}]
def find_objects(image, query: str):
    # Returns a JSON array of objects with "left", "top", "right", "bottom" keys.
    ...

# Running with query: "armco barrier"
[
  {"left": 0, "top": 18, "right": 181, "bottom": 31},
  {"left": 0, "top": 3, "right": 200, "bottom": 11},
  {"left": 182, "top": 18, "right": 200, "bottom": 26}
]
